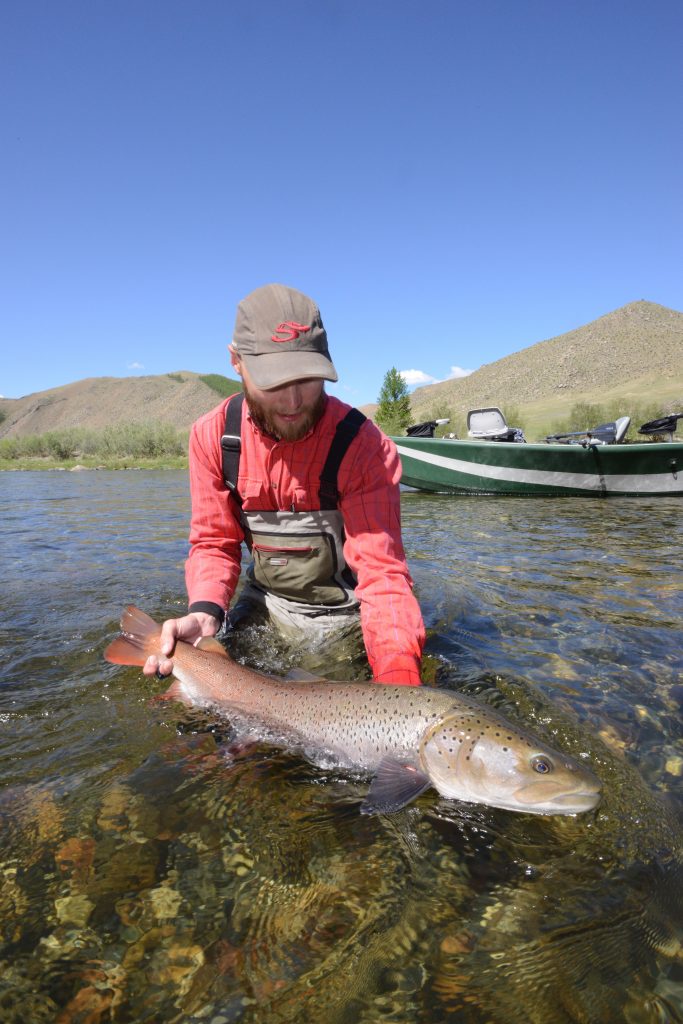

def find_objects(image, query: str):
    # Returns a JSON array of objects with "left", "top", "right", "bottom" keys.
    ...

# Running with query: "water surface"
[{"left": 1, "top": 471, "right": 681, "bottom": 1022}]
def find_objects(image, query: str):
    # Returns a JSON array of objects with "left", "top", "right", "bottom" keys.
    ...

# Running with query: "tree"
[{"left": 375, "top": 368, "right": 412, "bottom": 435}]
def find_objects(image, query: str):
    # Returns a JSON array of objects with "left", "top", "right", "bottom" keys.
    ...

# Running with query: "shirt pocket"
[{"left": 240, "top": 476, "right": 271, "bottom": 505}]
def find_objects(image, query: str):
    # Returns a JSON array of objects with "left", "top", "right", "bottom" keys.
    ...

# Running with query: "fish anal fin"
[
  {"left": 360, "top": 757, "right": 431, "bottom": 815},
  {"left": 196, "top": 636, "right": 231, "bottom": 659},
  {"left": 284, "top": 668, "right": 327, "bottom": 683},
  {"left": 156, "top": 679, "right": 192, "bottom": 705}
]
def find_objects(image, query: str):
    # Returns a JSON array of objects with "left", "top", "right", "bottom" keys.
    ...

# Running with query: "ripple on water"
[{"left": 0, "top": 475, "right": 681, "bottom": 1022}]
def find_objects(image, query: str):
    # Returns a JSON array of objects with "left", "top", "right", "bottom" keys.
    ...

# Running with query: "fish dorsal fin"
[
  {"left": 360, "top": 757, "right": 431, "bottom": 815},
  {"left": 284, "top": 668, "right": 327, "bottom": 683},
  {"left": 196, "top": 637, "right": 231, "bottom": 659}
]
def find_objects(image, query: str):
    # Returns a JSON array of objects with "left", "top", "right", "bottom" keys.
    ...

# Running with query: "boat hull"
[{"left": 392, "top": 438, "right": 683, "bottom": 497}]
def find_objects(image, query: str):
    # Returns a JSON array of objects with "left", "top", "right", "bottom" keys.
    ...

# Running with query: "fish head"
[{"left": 419, "top": 711, "right": 602, "bottom": 815}]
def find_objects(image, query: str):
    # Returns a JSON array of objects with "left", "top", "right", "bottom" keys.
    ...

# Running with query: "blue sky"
[{"left": 2, "top": 0, "right": 681, "bottom": 405}]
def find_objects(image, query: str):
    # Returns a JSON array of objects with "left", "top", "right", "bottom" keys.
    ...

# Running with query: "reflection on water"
[{"left": 0, "top": 472, "right": 681, "bottom": 1022}]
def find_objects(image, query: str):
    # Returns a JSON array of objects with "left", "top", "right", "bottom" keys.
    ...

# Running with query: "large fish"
[{"left": 104, "top": 606, "right": 601, "bottom": 816}]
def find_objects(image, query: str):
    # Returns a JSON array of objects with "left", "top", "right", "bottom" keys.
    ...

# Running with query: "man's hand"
[{"left": 142, "top": 612, "right": 221, "bottom": 678}]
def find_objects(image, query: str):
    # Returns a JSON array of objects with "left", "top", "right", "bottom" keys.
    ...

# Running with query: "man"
[{"left": 143, "top": 284, "right": 425, "bottom": 685}]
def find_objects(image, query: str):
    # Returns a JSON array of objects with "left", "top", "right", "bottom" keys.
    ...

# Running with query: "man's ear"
[{"left": 228, "top": 346, "right": 241, "bottom": 374}]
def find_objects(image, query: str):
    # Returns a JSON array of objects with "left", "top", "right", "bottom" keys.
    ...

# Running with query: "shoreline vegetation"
[
  {"left": 0, "top": 422, "right": 189, "bottom": 471},
  {"left": 0, "top": 373, "right": 241, "bottom": 470}
]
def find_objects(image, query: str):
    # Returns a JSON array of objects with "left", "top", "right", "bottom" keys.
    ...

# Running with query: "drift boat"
[{"left": 392, "top": 409, "right": 683, "bottom": 497}]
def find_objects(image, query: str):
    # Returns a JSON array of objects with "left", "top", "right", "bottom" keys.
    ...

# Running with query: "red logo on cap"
[{"left": 271, "top": 321, "right": 311, "bottom": 343}]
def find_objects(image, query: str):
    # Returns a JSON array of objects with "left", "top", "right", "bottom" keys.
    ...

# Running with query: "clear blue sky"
[{"left": 2, "top": 0, "right": 681, "bottom": 404}]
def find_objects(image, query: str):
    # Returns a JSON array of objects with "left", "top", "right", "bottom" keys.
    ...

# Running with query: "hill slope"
[
  {"left": 1, "top": 301, "right": 681, "bottom": 442},
  {"left": 0, "top": 371, "right": 240, "bottom": 439},
  {"left": 406, "top": 301, "right": 683, "bottom": 434}
]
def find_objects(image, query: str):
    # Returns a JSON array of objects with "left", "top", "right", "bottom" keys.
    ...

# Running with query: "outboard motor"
[{"left": 547, "top": 416, "right": 630, "bottom": 446}]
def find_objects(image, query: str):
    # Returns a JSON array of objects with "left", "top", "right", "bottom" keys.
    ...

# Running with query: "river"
[{"left": 0, "top": 470, "right": 681, "bottom": 1023}]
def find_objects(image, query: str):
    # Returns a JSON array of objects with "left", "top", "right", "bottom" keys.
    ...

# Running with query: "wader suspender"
[
  {"left": 318, "top": 408, "right": 367, "bottom": 509},
  {"left": 220, "top": 393, "right": 367, "bottom": 510},
  {"left": 220, "top": 393, "right": 245, "bottom": 505}
]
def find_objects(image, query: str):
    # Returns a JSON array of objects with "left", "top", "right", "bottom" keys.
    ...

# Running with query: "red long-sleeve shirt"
[{"left": 186, "top": 393, "right": 425, "bottom": 685}]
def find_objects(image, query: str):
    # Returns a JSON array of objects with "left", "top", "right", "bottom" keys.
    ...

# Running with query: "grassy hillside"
[
  {"left": 0, "top": 371, "right": 242, "bottom": 468},
  {"left": 404, "top": 301, "right": 683, "bottom": 440},
  {"left": 0, "top": 371, "right": 241, "bottom": 439}
]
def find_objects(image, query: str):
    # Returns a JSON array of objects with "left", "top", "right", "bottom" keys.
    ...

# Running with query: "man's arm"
[
  {"left": 185, "top": 403, "right": 245, "bottom": 617},
  {"left": 143, "top": 403, "right": 244, "bottom": 678},
  {"left": 339, "top": 423, "right": 425, "bottom": 686}
]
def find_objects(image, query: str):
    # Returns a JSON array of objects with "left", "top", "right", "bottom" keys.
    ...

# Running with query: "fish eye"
[{"left": 531, "top": 756, "right": 553, "bottom": 774}]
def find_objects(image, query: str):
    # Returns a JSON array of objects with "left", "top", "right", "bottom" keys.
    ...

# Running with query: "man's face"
[{"left": 231, "top": 351, "right": 326, "bottom": 442}]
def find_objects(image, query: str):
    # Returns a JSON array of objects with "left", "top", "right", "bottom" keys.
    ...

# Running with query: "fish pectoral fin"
[
  {"left": 360, "top": 758, "right": 431, "bottom": 815},
  {"left": 283, "top": 668, "right": 327, "bottom": 683},
  {"left": 195, "top": 637, "right": 231, "bottom": 659}
]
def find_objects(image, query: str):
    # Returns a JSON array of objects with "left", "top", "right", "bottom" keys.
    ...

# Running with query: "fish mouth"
[
  {"left": 550, "top": 790, "right": 602, "bottom": 811},
  {"left": 512, "top": 781, "right": 602, "bottom": 814}
]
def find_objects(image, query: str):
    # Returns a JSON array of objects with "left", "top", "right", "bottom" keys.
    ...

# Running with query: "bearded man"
[{"left": 143, "top": 284, "right": 425, "bottom": 686}]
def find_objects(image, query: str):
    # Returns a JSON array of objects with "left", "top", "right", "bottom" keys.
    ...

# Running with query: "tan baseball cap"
[{"left": 232, "top": 284, "right": 338, "bottom": 390}]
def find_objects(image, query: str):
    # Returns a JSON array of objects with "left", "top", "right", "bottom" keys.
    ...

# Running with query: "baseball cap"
[{"left": 232, "top": 284, "right": 338, "bottom": 390}]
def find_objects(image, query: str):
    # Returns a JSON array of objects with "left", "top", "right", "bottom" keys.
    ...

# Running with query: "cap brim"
[{"left": 242, "top": 352, "right": 338, "bottom": 390}]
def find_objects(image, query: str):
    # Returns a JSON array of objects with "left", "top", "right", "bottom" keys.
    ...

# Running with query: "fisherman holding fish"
[{"left": 144, "top": 284, "right": 426, "bottom": 686}]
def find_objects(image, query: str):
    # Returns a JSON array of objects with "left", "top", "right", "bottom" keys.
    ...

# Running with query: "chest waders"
[{"left": 221, "top": 395, "right": 367, "bottom": 611}]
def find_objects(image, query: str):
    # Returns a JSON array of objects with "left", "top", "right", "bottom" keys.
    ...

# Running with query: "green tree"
[{"left": 375, "top": 368, "right": 412, "bottom": 435}]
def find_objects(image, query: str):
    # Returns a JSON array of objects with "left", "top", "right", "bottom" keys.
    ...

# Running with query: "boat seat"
[
  {"left": 467, "top": 407, "right": 525, "bottom": 443},
  {"left": 604, "top": 416, "right": 631, "bottom": 443}
]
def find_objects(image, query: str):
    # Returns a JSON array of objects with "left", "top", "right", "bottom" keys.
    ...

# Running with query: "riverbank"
[{"left": 0, "top": 456, "right": 188, "bottom": 471}]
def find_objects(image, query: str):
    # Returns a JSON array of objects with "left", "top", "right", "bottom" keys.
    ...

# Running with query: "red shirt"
[{"left": 186, "top": 393, "right": 425, "bottom": 685}]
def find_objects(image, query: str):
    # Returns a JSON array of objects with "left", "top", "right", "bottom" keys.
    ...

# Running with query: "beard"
[{"left": 243, "top": 386, "right": 326, "bottom": 442}]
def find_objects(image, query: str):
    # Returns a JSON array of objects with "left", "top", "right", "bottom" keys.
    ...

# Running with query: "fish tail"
[{"left": 104, "top": 605, "right": 162, "bottom": 666}]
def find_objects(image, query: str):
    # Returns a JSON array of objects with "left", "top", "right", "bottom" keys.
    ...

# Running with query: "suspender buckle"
[
  {"left": 220, "top": 433, "right": 242, "bottom": 499},
  {"left": 220, "top": 434, "right": 241, "bottom": 454}
]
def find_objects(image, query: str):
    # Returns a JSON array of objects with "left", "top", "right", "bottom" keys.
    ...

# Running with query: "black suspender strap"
[
  {"left": 221, "top": 395, "right": 365, "bottom": 511},
  {"left": 319, "top": 408, "right": 367, "bottom": 510},
  {"left": 221, "top": 392, "right": 245, "bottom": 504}
]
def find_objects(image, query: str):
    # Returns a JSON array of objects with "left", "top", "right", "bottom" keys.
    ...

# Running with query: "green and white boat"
[{"left": 392, "top": 409, "right": 683, "bottom": 497}]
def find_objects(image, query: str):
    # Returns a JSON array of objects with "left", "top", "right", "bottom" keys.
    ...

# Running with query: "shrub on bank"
[
  {"left": 0, "top": 422, "right": 188, "bottom": 462},
  {"left": 547, "top": 399, "right": 675, "bottom": 440}
]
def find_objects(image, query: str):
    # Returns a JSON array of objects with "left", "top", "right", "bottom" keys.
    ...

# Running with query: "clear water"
[{"left": 0, "top": 471, "right": 681, "bottom": 1023}]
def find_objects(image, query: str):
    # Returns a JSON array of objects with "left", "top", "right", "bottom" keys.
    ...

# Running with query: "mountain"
[
  {"left": 403, "top": 301, "right": 683, "bottom": 435},
  {"left": 0, "top": 371, "right": 240, "bottom": 439},
  {"left": 1, "top": 301, "right": 681, "bottom": 441}
]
